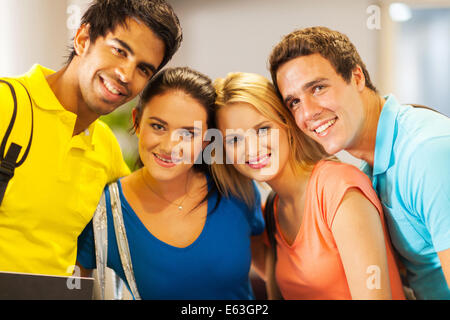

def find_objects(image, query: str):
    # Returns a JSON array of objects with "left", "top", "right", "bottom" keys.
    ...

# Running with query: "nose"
[
  {"left": 160, "top": 131, "right": 191, "bottom": 162},
  {"left": 160, "top": 133, "right": 180, "bottom": 154},
  {"left": 115, "top": 62, "right": 135, "bottom": 84},
  {"left": 244, "top": 131, "right": 264, "bottom": 160},
  {"left": 295, "top": 96, "right": 322, "bottom": 127}
]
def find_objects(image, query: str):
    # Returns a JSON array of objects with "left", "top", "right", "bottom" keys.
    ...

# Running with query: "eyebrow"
[
  {"left": 149, "top": 117, "right": 167, "bottom": 125},
  {"left": 283, "top": 77, "right": 328, "bottom": 106},
  {"left": 149, "top": 117, "right": 202, "bottom": 131},
  {"left": 112, "top": 38, "right": 157, "bottom": 74},
  {"left": 253, "top": 121, "right": 271, "bottom": 130}
]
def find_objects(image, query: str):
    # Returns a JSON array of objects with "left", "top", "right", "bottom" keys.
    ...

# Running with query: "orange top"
[{"left": 273, "top": 160, "right": 405, "bottom": 300}]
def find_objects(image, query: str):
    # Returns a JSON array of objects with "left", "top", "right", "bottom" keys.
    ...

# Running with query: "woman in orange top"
[{"left": 212, "top": 72, "right": 405, "bottom": 300}]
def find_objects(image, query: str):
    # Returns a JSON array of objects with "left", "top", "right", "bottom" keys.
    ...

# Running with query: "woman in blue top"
[{"left": 76, "top": 67, "right": 265, "bottom": 299}]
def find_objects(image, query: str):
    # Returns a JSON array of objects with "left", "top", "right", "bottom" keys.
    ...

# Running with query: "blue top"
[
  {"left": 77, "top": 175, "right": 265, "bottom": 300},
  {"left": 361, "top": 95, "right": 450, "bottom": 299}
]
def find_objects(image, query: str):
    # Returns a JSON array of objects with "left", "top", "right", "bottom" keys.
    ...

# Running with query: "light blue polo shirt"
[{"left": 361, "top": 95, "right": 450, "bottom": 300}]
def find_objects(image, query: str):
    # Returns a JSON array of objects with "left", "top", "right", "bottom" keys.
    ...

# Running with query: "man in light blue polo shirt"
[
  {"left": 359, "top": 95, "right": 450, "bottom": 299},
  {"left": 269, "top": 26, "right": 450, "bottom": 299}
]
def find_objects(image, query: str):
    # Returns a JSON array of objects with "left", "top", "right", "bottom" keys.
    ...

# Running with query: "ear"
[
  {"left": 352, "top": 65, "right": 366, "bottom": 92},
  {"left": 73, "top": 24, "right": 91, "bottom": 57},
  {"left": 132, "top": 108, "right": 140, "bottom": 135}
]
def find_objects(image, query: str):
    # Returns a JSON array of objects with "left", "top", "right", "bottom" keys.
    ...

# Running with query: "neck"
[
  {"left": 266, "top": 160, "right": 311, "bottom": 206},
  {"left": 140, "top": 168, "right": 192, "bottom": 201},
  {"left": 346, "top": 89, "right": 384, "bottom": 167},
  {"left": 46, "top": 61, "right": 98, "bottom": 136}
]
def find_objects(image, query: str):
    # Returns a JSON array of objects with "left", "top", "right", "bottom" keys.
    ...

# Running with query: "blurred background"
[{"left": 1, "top": 0, "right": 449, "bottom": 169}]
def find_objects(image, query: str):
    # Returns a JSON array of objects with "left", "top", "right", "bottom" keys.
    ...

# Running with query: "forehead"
[
  {"left": 217, "top": 102, "right": 268, "bottom": 130},
  {"left": 101, "top": 18, "right": 165, "bottom": 67},
  {"left": 276, "top": 53, "right": 338, "bottom": 92},
  {"left": 143, "top": 91, "right": 208, "bottom": 126}
]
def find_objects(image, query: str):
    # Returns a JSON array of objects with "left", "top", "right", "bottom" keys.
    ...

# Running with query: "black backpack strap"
[
  {"left": 0, "top": 79, "right": 34, "bottom": 206},
  {"left": 264, "top": 191, "right": 278, "bottom": 260}
]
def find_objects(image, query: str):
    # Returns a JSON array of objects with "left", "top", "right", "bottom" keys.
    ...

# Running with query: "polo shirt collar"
[
  {"left": 23, "top": 64, "right": 64, "bottom": 111},
  {"left": 373, "top": 94, "right": 401, "bottom": 176},
  {"left": 24, "top": 64, "right": 101, "bottom": 148}
]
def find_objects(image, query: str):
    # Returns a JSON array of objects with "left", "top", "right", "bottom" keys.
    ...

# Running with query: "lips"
[
  {"left": 246, "top": 153, "right": 271, "bottom": 169},
  {"left": 152, "top": 152, "right": 183, "bottom": 168},
  {"left": 311, "top": 117, "right": 337, "bottom": 137},
  {"left": 99, "top": 75, "right": 128, "bottom": 101}
]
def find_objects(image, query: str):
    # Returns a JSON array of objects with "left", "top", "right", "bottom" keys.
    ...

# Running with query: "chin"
[
  {"left": 236, "top": 167, "right": 278, "bottom": 183},
  {"left": 87, "top": 102, "right": 118, "bottom": 117},
  {"left": 254, "top": 173, "right": 277, "bottom": 183},
  {"left": 148, "top": 170, "right": 181, "bottom": 183},
  {"left": 323, "top": 142, "right": 345, "bottom": 156}
]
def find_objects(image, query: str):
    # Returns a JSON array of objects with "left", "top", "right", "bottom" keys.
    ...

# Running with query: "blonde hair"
[{"left": 212, "top": 72, "right": 335, "bottom": 206}]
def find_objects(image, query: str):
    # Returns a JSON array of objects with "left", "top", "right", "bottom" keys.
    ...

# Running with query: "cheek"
[
  {"left": 223, "top": 142, "right": 244, "bottom": 164},
  {"left": 132, "top": 78, "right": 149, "bottom": 99},
  {"left": 138, "top": 129, "right": 158, "bottom": 153},
  {"left": 190, "top": 137, "right": 205, "bottom": 161}
]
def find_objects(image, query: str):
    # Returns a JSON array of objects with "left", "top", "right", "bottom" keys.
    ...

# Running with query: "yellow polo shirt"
[{"left": 0, "top": 64, "right": 130, "bottom": 276}]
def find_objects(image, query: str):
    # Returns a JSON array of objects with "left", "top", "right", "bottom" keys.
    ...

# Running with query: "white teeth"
[
  {"left": 249, "top": 154, "right": 270, "bottom": 165},
  {"left": 315, "top": 119, "right": 336, "bottom": 134},
  {"left": 155, "top": 154, "right": 172, "bottom": 163},
  {"left": 103, "top": 79, "right": 120, "bottom": 95}
]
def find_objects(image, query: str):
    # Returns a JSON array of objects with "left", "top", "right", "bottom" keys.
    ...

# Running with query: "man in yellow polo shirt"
[{"left": 0, "top": 0, "right": 182, "bottom": 276}]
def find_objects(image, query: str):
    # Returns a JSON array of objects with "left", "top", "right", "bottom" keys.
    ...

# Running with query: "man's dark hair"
[
  {"left": 67, "top": 0, "right": 182, "bottom": 72},
  {"left": 269, "top": 26, "right": 377, "bottom": 94}
]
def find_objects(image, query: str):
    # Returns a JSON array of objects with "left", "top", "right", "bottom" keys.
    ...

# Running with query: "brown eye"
[
  {"left": 290, "top": 98, "right": 300, "bottom": 110},
  {"left": 151, "top": 123, "right": 165, "bottom": 131},
  {"left": 113, "top": 47, "right": 126, "bottom": 57},
  {"left": 139, "top": 65, "right": 150, "bottom": 77},
  {"left": 313, "top": 85, "right": 325, "bottom": 94}
]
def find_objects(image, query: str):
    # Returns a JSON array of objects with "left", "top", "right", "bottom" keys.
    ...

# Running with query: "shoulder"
[
  {"left": 92, "top": 120, "right": 126, "bottom": 160},
  {"left": 396, "top": 105, "right": 450, "bottom": 146},
  {"left": 0, "top": 78, "right": 34, "bottom": 145},
  {"left": 213, "top": 178, "right": 264, "bottom": 233},
  {"left": 399, "top": 135, "right": 450, "bottom": 210},
  {"left": 0, "top": 79, "right": 23, "bottom": 111},
  {"left": 0, "top": 81, "right": 15, "bottom": 126},
  {"left": 389, "top": 106, "right": 450, "bottom": 198},
  {"left": 94, "top": 120, "right": 120, "bottom": 142},
  {"left": 313, "top": 160, "right": 372, "bottom": 191},
  {"left": 397, "top": 125, "right": 450, "bottom": 183},
  {"left": 311, "top": 161, "right": 381, "bottom": 227}
]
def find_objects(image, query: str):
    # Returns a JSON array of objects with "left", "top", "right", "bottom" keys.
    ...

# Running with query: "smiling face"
[
  {"left": 276, "top": 53, "right": 366, "bottom": 155},
  {"left": 75, "top": 18, "right": 165, "bottom": 117},
  {"left": 216, "top": 102, "right": 290, "bottom": 183},
  {"left": 135, "top": 90, "right": 208, "bottom": 182}
]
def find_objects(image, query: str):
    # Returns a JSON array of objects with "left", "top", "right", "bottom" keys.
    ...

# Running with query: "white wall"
[
  {"left": 167, "top": 0, "right": 380, "bottom": 85},
  {"left": 165, "top": 0, "right": 383, "bottom": 167},
  {"left": 0, "top": 0, "right": 68, "bottom": 76}
]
